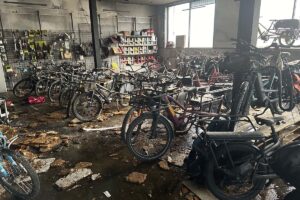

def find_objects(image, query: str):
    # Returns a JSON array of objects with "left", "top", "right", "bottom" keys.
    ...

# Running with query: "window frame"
[{"left": 166, "top": 0, "right": 216, "bottom": 48}]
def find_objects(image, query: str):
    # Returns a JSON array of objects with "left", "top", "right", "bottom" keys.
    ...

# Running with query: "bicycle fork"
[
  {"left": 0, "top": 154, "right": 12, "bottom": 177},
  {"left": 150, "top": 111, "right": 159, "bottom": 139}
]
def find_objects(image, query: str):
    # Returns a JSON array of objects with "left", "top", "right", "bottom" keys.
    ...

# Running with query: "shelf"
[
  {"left": 125, "top": 35, "right": 153, "bottom": 38},
  {"left": 120, "top": 44, "right": 157, "bottom": 47},
  {"left": 121, "top": 53, "right": 157, "bottom": 56}
]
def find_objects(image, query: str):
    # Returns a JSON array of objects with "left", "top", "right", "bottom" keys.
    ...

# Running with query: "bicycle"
[
  {"left": 13, "top": 63, "right": 40, "bottom": 99},
  {"left": 123, "top": 76, "right": 231, "bottom": 161},
  {"left": 224, "top": 40, "right": 295, "bottom": 131},
  {"left": 186, "top": 108, "right": 283, "bottom": 200},
  {"left": 72, "top": 68, "right": 134, "bottom": 122},
  {"left": 258, "top": 19, "right": 300, "bottom": 47},
  {"left": 0, "top": 97, "right": 40, "bottom": 199}
]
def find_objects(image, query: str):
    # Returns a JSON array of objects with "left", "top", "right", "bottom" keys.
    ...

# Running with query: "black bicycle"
[
  {"left": 225, "top": 40, "right": 294, "bottom": 130},
  {"left": 186, "top": 108, "right": 283, "bottom": 200}
]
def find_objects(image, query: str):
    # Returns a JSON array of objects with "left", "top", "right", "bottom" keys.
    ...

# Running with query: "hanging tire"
[
  {"left": 126, "top": 112, "right": 174, "bottom": 161},
  {"left": 13, "top": 78, "right": 35, "bottom": 99},
  {"left": 205, "top": 143, "right": 266, "bottom": 200},
  {"left": 72, "top": 92, "right": 103, "bottom": 122},
  {"left": 0, "top": 149, "right": 40, "bottom": 199}
]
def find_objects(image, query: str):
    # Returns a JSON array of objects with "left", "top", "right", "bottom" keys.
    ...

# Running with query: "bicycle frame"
[{"left": 257, "top": 21, "right": 282, "bottom": 42}]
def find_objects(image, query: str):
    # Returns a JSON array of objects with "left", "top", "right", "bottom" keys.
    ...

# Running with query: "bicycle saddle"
[
  {"left": 255, "top": 116, "right": 284, "bottom": 126},
  {"left": 207, "top": 131, "right": 264, "bottom": 141}
]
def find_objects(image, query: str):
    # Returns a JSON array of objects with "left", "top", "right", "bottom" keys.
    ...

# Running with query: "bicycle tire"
[
  {"left": 13, "top": 78, "right": 35, "bottom": 99},
  {"left": 279, "top": 31, "right": 296, "bottom": 47},
  {"left": 126, "top": 112, "right": 174, "bottom": 161},
  {"left": 72, "top": 92, "right": 103, "bottom": 122},
  {"left": 279, "top": 68, "right": 295, "bottom": 111},
  {"left": 0, "top": 149, "right": 40, "bottom": 199},
  {"left": 205, "top": 143, "right": 266, "bottom": 200},
  {"left": 59, "top": 87, "right": 72, "bottom": 108},
  {"left": 121, "top": 107, "right": 146, "bottom": 143},
  {"left": 35, "top": 79, "right": 49, "bottom": 97},
  {"left": 48, "top": 80, "right": 64, "bottom": 103}
]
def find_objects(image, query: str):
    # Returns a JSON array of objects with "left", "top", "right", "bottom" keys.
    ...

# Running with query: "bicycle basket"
[
  {"left": 129, "top": 90, "right": 162, "bottom": 107},
  {"left": 190, "top": 94, "right": 223, "bottom": 114},
  {"left": 222, "top": 53, "right": 251, "bottom": 73},
  {"left": 274, "top": 19, "right": 300, "bottom": 30}
]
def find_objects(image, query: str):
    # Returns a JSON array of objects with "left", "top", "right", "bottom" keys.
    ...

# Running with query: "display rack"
[{"left": 120, "top": 35, "right": 157, "bottom": 66}]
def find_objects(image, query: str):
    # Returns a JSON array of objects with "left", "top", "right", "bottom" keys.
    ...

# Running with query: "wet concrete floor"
[{"left": 0, "top": 99, "right": 296, "bottom": 200}]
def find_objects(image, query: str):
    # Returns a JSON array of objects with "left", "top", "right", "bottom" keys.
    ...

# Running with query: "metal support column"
[{"left": 89, "top": 0, "right": 102, "bottom": 69}]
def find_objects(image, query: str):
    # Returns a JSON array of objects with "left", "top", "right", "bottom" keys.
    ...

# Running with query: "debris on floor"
[
  {"left": 51, "top": 159, "right": 67, "bottom": 168},
  {"left": 19, "top": 149, "right": 38, "bottom": 161},
  {"left": 74, "top": 162, "right": 93, "bottom": 169},
  {"left": 112, "top": 110, "right": 127, "bottom": 115},
  {"left": 182, "top": 180, "right": 217, "bottom": 200},
  {"left": 103, "top": 191, "right": 111, "bottom": 198},
  {"left": 158, "top": 160, "right": 170, "bottom": 171},
  {"left": 55, "top": 168, "right": 93, "bottom": 190},
  {"left": 33, "top": 158, "right": 56, "bottom": 174},
  {"left": 58, "top": 168, "right": 72, "bottom": 177},
  {"left": 82, "top": 126, "right": 121, "bottom": 132},
  {"left": 17, "top": 131, "right": 62, "bottom": 153},
  {"left": 70, "top": 118, "right": 82, "bottom": 124},
  {"left": 167, "top": 152, "right": 189, "bottom": 167},
  {"left": 91, "top": 173, "right": 101, "bottom": 181},
  {"left": 126, "top": 172, "right": 147, "bottom": 184}
]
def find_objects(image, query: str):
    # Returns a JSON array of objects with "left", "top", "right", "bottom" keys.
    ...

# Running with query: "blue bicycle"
[{"left": 0, "top": 98, "right": 40, "bottom": 199}]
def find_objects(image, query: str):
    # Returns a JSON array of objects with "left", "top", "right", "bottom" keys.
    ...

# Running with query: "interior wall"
[{"left": 0, "top": 0, "right": 156, "bottom": 34}]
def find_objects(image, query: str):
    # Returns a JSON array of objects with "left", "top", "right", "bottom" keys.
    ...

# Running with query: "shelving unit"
[{"left": 120, "top": 35, "right": 157, "bottom": 66}]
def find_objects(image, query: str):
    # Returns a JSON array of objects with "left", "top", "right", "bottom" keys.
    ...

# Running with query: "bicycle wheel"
[
  {"left": 59, "top": 87, "right": 73, "bottom": 108},
  {"left": 279, "top": 30, "right": 296, "bottom": 47},
  {"left": 279, "top": 69, "right": 295, "bottom": 111},
  {"left": 13, "top": 78, "right": 35, "bottom": 99},
  {"left": 72, "top": 92, "right": 103, "bottom": 122},
  {"left": 205, "top": 144, "right": 266, "bottom": 200},
  {"left": 121, "top": 107, "right": 146, "bottom": 143},
  {"left": 35, "top": 79, "right": 50, "bottom": 97},
  {"left": 0, "top": 149, "right": 40, "bottom": 199},
  {"left": 48, "top": 80, "right": 64, "bottom": 103},
  {"left": 126, "top": 112, "right": 174, "bottom": 161},
  {"left": 119, "top": 83, "right": 134, "bottom": 107}
]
